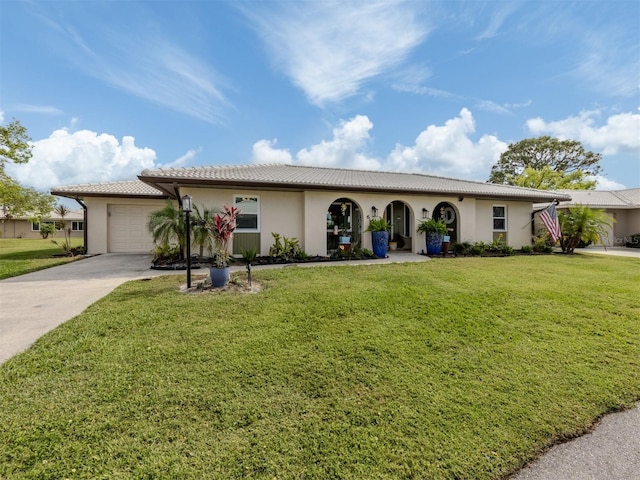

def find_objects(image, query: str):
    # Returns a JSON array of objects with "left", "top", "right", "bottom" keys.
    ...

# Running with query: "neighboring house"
[
  {"left": 0, "top": 208, "right": 84, "bottom": 239},
  {"left": 552, "top": 189, "right": 640, "bottom": 246},
  {"left": 51, "top": 164, "right": 570, "bottom": 256}
]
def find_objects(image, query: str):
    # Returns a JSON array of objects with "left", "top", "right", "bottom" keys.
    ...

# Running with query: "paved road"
[{"left": 1, "top": 250, "right": 638, "bottom": 479}]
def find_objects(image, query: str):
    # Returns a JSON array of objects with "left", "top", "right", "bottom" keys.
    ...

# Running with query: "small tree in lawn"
[
  {"left": 52, "top": 204, "right": 72, "bottom": 253},
  {"left": 147, "top": 200, "right": 185, "bottom": 260},
  {"left": 559, "top": 205, "right": 615, "bottom": 254},
  {"left": 207, "top": 205, "right": 239, "bottom": 268}
]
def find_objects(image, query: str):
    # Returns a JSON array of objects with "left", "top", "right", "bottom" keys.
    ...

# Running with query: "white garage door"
[{"left": 108, "top": 204, "right": 163, "bottom": 253}]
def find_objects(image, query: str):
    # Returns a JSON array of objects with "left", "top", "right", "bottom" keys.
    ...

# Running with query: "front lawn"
[
  {"left": 1, "top": 255, "right": 638, "bottom": 479},
  {"left": 0, "top": 238, "right": 85, "bottom": 279}
]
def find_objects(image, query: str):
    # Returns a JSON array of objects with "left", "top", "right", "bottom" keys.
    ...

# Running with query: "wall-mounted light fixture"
[
  {"left": 422, "top": 208, "right": 429, "bottom": 219},
  {"left": 371, "top": 206, "right": 378, "bottom": 218},
  {"left": 458, "top": 196, "right": 464, "bottom": 202}
]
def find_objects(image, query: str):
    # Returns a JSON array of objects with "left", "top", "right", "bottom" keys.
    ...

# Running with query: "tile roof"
[
  {"left": 1, "top": 209, "right": 84, "bottom": 221},
  {"left": 139, "top": 164, "right": 569, "bottom": 201},
  {"left": 556, "top": 188, "right": 640, "bottom": 208},
  {"left": 51, "top": 180, "right": 166, "bottom": 198}
]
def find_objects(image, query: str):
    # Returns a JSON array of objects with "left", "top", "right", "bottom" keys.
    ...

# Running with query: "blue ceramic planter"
[
  {"left": 371, "top": 230, "right": 389, "bottom": 258},
  {"left": 209, "top": 266, "right": 230, "bottom": 288},
  {"left": 426, "top": 232, "right": 444, "bottom": 255}
]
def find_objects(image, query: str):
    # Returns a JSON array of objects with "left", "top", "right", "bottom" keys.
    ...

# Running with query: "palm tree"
[
  {"left": 559, "top": 205, "right": 615, "bottom": 254},
  {"left": 192, "top": 204, "right": 216, "bottom": 261},
  {"left": 53, "top": 204, "right": 72, "bottom": 251},
  {"left": 147, "top": 200, "right": 185, "bottom": 259}
]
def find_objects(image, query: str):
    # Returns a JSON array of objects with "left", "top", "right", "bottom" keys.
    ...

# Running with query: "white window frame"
[
  {"left": 71, "top": 221, "right": 84, "bottom": 231},
  {"left": 31, "top": 221, "right": 55, "bottom": 231},
  {"left": 492, "top": 205, "right": 507, "bottom": 232},
  {"left": 234, "top": 195, "right": 260, "bottom": 233}
]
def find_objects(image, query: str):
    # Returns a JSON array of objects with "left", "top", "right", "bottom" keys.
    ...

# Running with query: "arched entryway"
[
  {"left": 433, "top": 202, "right": 458, "bottom": 242},
  {"left": 326, "top": 198, "right": 362, "bottom": 254},
  {"left": 384, "top": 200, "right": 413, "bottom": 250}
]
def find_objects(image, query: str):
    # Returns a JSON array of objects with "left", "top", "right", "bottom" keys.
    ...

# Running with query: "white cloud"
[
  {"left": 251, "top": 139, "right": 292, "bottom": 164},
  {"left": 244, "top": 1, "right": 429, "bottom": 106},
  {"left": 251, "top": 109, "right": 507, "bottom": 180},
  {"left": 160, "top": 148, "right": 201, "bottom": 169},
  {"left": 10, "top": 104, "right": 64, "bottom": 115},
  {"left": 592, "top": 174, "right": 627, "bottom": 191},
  {"left": 386, "top": 108, "right": 507, "bottom": 177},
  {"left": 296, "top": 115, "right": 380, "bottom": 170},
  {"left": 527, "top": 110, "right": 640, "bottom": 154},
  {"left": 6, "top": 128, "right": 158, "bottom": 191},
  {"left": 44, "top": 18, "right": 229, "bottom": 123}
]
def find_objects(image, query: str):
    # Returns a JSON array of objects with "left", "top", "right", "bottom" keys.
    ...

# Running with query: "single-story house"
[
  {"left": 550, "top": 189, "right": 640, "bottom": 246},
  {"left": 0, "top": 208, "right": 84, "bottom": 240},
  {"left": 51, "top": 164, "right": 570, "bottom": 256}
]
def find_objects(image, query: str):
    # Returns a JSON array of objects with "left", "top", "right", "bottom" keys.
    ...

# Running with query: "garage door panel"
[{"left": 108, "top": 204, "right": 163, "bottom": 253}]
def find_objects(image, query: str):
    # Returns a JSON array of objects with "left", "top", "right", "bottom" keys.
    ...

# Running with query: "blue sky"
[{"left": 2, "top": 0, "right": 639, "bottom": 193}]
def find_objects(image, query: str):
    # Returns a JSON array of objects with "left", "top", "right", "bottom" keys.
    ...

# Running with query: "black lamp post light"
[{"left": 182, "top": 194, "right": 193, "bottom": 289}]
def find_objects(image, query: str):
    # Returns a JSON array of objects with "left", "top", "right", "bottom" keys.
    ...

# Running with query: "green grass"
[
  {"left": 1, "top": 255, "right": 639, "bottom": 479},
  {"left": 0, "top": 238, "right": 84, "bottom": 279}
]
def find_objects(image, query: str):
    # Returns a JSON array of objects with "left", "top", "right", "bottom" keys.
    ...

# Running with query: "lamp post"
[{"left": 182, "top": 194, "right": 193, "bottom": 289}]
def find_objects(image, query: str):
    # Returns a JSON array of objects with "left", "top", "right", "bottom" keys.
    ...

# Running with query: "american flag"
[{"left": 540, "top": 202, "right": 561, "bottom": 242}]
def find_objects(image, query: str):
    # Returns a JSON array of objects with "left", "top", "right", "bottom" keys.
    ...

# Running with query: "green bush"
[{"left": 521, "top": 245, "right": 533, "bottom": 254}]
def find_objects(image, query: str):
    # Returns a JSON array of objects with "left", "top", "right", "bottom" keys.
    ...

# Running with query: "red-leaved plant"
[{"left": 207, "top": 205, "right": 240, "bottom": 268}]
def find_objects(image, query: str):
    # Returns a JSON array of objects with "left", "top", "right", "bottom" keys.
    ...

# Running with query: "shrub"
[
  {"left": 521, "top": 245, "right": 533, "bottom": 254},
  {"left": 451, "top": 241, "right": 472, "bottom": 256},
  {"left": 269, "top": 233, "right": 304, "bottom": 261},
  {"left": 39, "top": 223, "right": 55, "bottom": 239},
  {"left": 152, "top": 244, "right": 182, "bottom": 265}
]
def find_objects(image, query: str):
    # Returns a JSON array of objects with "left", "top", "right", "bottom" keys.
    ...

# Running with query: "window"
[
  {"left": 327, "top": 201, "right": 352, "bottom": 233},
  {"left": 72, "top": 221, "right": 84, "bottom": 231},
  {"left": 234, "top": 196, "right": 259, "bottom": 232},
  {"left": 31, "top": 221, "right": 55, "bottom": 231},
  {"left": 492, "top": 206, "right": 506, "bottom": 231}
]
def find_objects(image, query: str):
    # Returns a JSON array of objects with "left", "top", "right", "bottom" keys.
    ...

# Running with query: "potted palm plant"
[
  {"left": 417, "top": 218, "right": 448, "bottom": 255},
  {"left": 206, "top": 204, "right": 240, "bottom": 287},
  {"left": 365, "top": 217, "right": 391, "bottom": 258}
]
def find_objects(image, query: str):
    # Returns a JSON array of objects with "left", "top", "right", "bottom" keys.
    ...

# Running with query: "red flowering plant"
[{"left": 207, "top": 205, "right": 240, "bottom": 268}]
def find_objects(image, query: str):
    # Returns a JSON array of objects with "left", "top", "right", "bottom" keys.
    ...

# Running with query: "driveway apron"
[{"left": 0, "top": 254, "right": 173, "bottom": 364}]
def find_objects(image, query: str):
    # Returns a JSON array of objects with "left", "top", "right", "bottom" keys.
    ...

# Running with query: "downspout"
[{"left": 74, "top": 197, "right": 88, "bottom": 253}]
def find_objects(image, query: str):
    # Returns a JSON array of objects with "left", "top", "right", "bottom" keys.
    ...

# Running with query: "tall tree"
[
  {"left": 0, "top": 118, "right": 55, "bottom": 220},
  {"left": 0, "top": 174, "right": 55, "bottom": 220},
  {"left": 489, "top": 136, "right": 602, "bottom": 189},
  {"left": 0, "top": 118, "right": 33, "bottom": 176},
  {"left": 510, "top": 166, "right": 596, "bottom": 190}
]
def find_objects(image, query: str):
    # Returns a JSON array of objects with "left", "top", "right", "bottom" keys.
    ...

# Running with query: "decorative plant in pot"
[
  {"left": 339, "top": 203, "right": 351, "bottom": 244},
  {"left": 417, "top": 218, "right": 448, "bottom": 255},
  {"left": 365, "top": 217, "right": 391, "bottom": 258},
  {"left": 206, "top": 204, "right": 240, "bottom": 287}
]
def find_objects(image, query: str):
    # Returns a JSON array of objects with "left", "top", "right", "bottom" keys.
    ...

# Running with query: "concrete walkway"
[{"left": 1, "top": 250, "right": 638, "bottom": 478}]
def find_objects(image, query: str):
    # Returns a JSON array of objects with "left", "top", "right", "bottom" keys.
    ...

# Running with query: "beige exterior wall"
[{"left": 0, "top": 219, "right": 84, "bottom": 239}]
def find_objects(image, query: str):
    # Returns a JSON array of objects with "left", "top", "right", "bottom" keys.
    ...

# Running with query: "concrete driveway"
[{"left": 0, "top": 254, "right": 181, "bottom": 364}]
